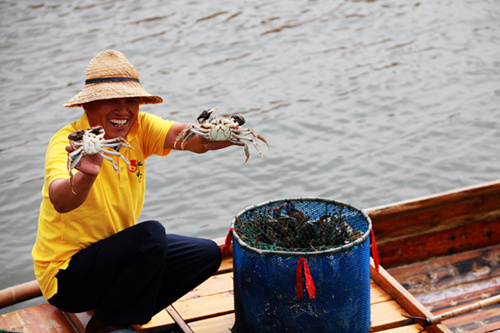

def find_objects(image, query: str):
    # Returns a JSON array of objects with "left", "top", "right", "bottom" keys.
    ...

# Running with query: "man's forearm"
[{"left": 48, "top": 173, "right": 97, "bottom": 213}]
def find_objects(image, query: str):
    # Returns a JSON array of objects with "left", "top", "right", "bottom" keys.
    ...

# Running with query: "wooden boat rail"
[{"left": 367, "top": 179, "right": 500, "bottom": 269}]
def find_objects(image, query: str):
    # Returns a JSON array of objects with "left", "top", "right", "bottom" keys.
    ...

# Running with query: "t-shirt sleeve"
[
  {"left": 44, "top": 128, "right": 73, "bottom": 188},
  {"left": 138, "top": 113, "right": 177, "bottom": 158}
]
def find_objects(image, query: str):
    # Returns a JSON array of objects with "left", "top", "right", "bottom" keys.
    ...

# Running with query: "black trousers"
[{"left": 48, "top": 220, "right": 222, "bottom": 325}]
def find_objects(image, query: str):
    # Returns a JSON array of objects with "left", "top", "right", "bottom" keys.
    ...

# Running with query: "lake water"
[{"left": 1, "top": 0, "right": 499, "bottom": 314}]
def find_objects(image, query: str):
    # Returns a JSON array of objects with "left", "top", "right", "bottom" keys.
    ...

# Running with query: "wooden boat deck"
[
  {"left": 136, "top": 254, "right": 450, "bottom": 333},
  {"left": 387, "top": 242, "right": 500, "bottom": 333},
  {"left": 2, "top": 180, "right": 500, "bottom": 332},
  {"left": 1, "top": 250, "right": 450, "bottom": 333}
]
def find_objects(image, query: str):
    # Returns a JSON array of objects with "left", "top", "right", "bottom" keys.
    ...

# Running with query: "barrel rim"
[{"left": 231, "top": 197, "right": 372, "bottom": 256}]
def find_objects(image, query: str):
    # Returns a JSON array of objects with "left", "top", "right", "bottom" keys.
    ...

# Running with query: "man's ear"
[{"left": 82, "top": 103, "right": 90, "bottom": 116}]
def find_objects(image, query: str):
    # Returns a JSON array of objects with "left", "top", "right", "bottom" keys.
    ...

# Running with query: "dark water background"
[{"left": 1, "top": 0, "right": 499, "bottom": 314}]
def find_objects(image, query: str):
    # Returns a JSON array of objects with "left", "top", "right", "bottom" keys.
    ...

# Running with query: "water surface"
[{"left": 1, "top": 0, "right": 499, "bottom": 314}]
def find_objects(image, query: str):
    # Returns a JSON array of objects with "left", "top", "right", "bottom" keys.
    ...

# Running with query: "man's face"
[{"left": 84, "top": 98, "right": 140, "bottom": 139}]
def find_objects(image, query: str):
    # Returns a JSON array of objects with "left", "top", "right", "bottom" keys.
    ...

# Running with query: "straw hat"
[{"left": 64, "top": 50, "right": 163, "bottom": 107}]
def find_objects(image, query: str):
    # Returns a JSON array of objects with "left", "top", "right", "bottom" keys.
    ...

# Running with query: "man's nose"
[{"left": 114, "top": 101, "right": 129, "bottom": 113}]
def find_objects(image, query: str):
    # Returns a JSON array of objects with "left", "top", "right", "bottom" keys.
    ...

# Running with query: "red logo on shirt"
[
  {"left": 128, "top": 160, "right": 138, "bottom": 173},
  {"left": 129, "top": 160, "right": 144, "bottom": 183}
]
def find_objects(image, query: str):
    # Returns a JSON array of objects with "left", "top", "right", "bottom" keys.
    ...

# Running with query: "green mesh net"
[{"left": 233, "top": 198, "right": 369, "bottom": 253}]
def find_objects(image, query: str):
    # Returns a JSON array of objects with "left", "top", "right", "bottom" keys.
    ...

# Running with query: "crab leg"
[
  {"left": 174, "top": 125, "right": 195, "bottom": 149},
  {"left": 247, "top": 128, "right": 270, "bottom": 151},
  {"left": 180, "top": 131, "right": 198, "bottom": 150},
  {"left": 99, "top": 152, "right": 120, "bottom": 173},
  {"left": 233, "top": 128, "right": 270, "bottom": 151},
  {"left": 242, "top": 142, "right": 250, "bottom": 164},
  {"left": 101, "top": 148, "right": 131, "bottom": 167},
  {"left": 174, "top": 126, "right": 211, "bottom": 150},
  {"left": 69, "top": 155, "right": 82, "bottom": 172},
  {"left": 67, "top": 150, "right": 84, "bottom": 195},
  {"left": 67, "top": 158, "right": 76, "bottom": 193},
  {"left": 231, "top": 141, "right": 250, "bottom": 164},
  {"left": 102, "top": 137, "right": 133, "bottom": 150},
  {"left": 68, "top": 148, "right": 84, "bottom": 166},
  {"left": 233, "top": 134, "right": 265, "bottom": 159}
]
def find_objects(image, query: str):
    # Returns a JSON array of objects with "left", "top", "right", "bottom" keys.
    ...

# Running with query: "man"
[{"left": 32, "top": 50, "right": 238, "bottom": 333}]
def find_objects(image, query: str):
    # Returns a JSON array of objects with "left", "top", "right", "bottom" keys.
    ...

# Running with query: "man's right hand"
[{"left": 66, "top": 143, "right": 103, "bottom": 177}]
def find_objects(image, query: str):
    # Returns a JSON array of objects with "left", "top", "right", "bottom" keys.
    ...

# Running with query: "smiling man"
[{"left": 32, "top": 50, "right": 237, "bottom": 333}]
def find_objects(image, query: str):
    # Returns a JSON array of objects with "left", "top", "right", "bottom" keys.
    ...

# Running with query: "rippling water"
[{"left": 1, "top": 0, "right": 499, "bottom": 314}]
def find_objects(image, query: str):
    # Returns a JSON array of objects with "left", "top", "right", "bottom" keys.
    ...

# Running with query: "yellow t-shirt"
[{"left": 32, "top": 112, "right": 176, "bottom": 299}]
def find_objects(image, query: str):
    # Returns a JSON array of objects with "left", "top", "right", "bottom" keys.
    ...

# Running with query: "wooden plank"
[
  {"left": 165, "top": 305, "right": 194, "bottom": 333},
  {"left": 366, "top": 180, "right": 500, "bottom": 268},
  {"left": 387, "top": 243, "right": 500, "bottom": 298},
  {"left": 147, "top": 274, "right": 392, "bottom": 331},
  {"left": 62, "top": 312, "right": 86, "bottom": 333},
  {"left": 423, "top": 285, "right": 500, "bottom": 333},
  {"left": 138, "top": 256, "right": 233, "bottom": 332},
  {"left": 184, "top": 298, "right": 416, "bottom": 333},
  {"left": 371, "top": 280, "right": 393, "bottom": 304},
  {"left": 441, "top": 305, "right": 500, "bottom": 333},
  {"left": 370, "top": 300, "right": 411, "bottom": 331},
  {"left": 376, "top": 219, "right": 500, "bottom": 268},
  {"left": 378, "top": 324, "right": 427, "bottom": 332},
  {"left": 367, "top": 180, "right": 500, "bottom": 240},
  {"left": 215, "top": 237, "right": 233, "bottom": 274},
  {"left": 178, "top": 272, "right": 233, "bottom": 301},
  {"left": 378, "top": 244, "right": 500, "bottom": 333},
  {"left": 0, "top": 303, "right": 82, "bottom": 333},
  {"left": 135, "top": 308, "right": 176, "bottom": 333},
  {"left": 183, "top": 273, "right": 390, "bottom": 305},
  {"left": 187, "top": 305, "right": 429, "bottom": 333},
  {"left": 140, "top": 259, "right": 453, "bottom": 332},
  {"left": 218, "top": 256, "right": 233, "bottom": 274},
  {"left": 370, "top": 259, "right": 452, "bottom": 333},
  {"left": 174, "top": 290, "right": 234, "bottom": 322},
  {"left": 0, "top": 310, "right": 26, "bottom": 333},
  {"left": 189, "top": 313, "right": 234, "bottom": 333},
  {"left": 149, "top": 275, "right": 434, "bottom": 333},
  {"left": 426, "top": 285, "right": 500, "bottom": 314}
]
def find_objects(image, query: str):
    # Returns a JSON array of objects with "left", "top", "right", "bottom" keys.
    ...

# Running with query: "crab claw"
[
  {"left": 197, "top": 108, "right": 217, "bottom": 123},
  {"left": 68, "top": 130, "right": 85, "bottom": 141},
  {"left": 230, "top": 115, "right": 246, "bottom": 126}
]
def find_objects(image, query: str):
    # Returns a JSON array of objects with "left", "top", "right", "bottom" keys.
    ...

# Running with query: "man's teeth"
[{"left": 110, "top": 119, "right": 127, "bottom": 126}]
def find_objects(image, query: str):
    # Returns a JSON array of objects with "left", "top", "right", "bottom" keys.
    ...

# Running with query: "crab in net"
[
  {"left": 174, "top": 108, "right": 270, "bottom": 164},
  {"left": 237, "top": 203, "right": 364, "bottom": 251},
  {"left": 67, "top": 126, "right": 133, "bottom": 193}
]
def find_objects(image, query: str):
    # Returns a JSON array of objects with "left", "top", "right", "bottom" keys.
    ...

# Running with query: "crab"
[
  {"left": 174, "top": 108, "right": 270, "bottom": 164},
  {"left": 67, "top": 126, "right": 133, "bottom": 193}
]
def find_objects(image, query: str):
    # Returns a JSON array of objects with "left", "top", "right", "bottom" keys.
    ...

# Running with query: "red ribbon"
[
  {"left": 371, "top": 229, "right": 379, "bottom": 272},
  {"left": 296, "top": 257, "right": 316, "bottom": 300},
  {"left": 221, "top": 227, "right": 235, "bottom": 257}
]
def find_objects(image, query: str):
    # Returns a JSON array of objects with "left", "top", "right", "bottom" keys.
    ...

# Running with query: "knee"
[
  {"left": 201, "top": 239, "right": 222, "bottom": 271},
  {"left": 138, "top": 220, "right": 168, "bottom": 254},
  {"left": 139, "top": 220, "right": 166, "bottom": 238}
]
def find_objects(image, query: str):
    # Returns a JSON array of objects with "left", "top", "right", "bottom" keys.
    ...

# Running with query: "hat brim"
[{"left": 64, "top": 81, "right": 163, "bottom": 107}]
